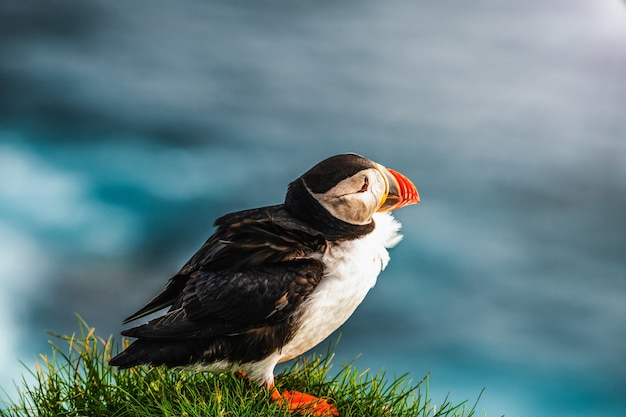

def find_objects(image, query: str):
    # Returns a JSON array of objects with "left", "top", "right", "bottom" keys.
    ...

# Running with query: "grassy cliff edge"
[{"left": 1, "top": 319, "right": 482, "bottom": 417}]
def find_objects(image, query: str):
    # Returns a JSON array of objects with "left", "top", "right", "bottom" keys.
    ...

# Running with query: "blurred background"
[{"left": 1, "top": 0, "right": 625, "bottom": 415}]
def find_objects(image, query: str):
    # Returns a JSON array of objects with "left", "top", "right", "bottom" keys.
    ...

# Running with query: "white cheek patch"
[
  {"left": 327, "top": 195, "right": 371, "bottom": 224},
  {"left": 309, "top": 169, "right": 387, "bottom": 225},
  {"left": 369, "top": 173, "right": 387, "bottom": 204}
]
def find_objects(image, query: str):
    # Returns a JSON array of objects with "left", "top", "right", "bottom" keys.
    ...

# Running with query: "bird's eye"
[{"left": 358, "top": 177, "right": 369, "bottom": 193}]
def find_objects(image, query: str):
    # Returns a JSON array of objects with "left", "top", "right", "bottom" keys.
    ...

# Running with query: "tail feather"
[{"left": 109, "top": 339, "right": 192, "bottom": 369}]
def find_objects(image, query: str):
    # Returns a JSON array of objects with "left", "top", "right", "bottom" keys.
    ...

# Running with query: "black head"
[
  {"left": 284, "top": 153, "right": 419, "bottom": 240},
  {"left": 299, "top": 153, "right": 377, "bottom": 194}
]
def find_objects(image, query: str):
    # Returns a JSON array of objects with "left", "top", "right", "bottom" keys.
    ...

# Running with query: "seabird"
[{"left": 110, "top": 153, "right": 419, "bottom": 416}]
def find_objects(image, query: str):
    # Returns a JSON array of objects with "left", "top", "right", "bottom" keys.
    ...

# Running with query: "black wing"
[
  {"left": 122, "top": 258, "right": 323, "bottom": 340},
  {"left": 122, "top": 204, "right": 327, "bottom": 325}
]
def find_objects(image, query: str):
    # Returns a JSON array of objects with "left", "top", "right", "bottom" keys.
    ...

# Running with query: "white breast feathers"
[{"left": 278, "top": 212, "right": 403, "bottom": 362}]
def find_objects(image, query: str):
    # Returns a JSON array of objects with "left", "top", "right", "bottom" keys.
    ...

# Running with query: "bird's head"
[{"left": 285, "top": 153, "right": 419, "bottom": 239}]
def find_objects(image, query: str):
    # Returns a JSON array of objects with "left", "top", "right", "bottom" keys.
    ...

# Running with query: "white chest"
[{"left": 278, "top": 213, "right": 402, "bottom": 362}]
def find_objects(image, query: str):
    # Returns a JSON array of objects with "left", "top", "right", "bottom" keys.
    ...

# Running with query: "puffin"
[{"left": 110, "top": 153, "right": 419, "bottom": 416}]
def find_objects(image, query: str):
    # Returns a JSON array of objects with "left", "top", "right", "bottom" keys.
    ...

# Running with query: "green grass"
[{"left": 1, "top": 319, "right": 483, "bottom": 416}]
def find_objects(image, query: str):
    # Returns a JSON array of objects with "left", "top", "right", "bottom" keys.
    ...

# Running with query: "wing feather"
[
  {"left": 122, "top": 205, "right": 325, "bottom": 324},
  {"left": 122, "top": 259, "right": 323, "bottom": 340}
]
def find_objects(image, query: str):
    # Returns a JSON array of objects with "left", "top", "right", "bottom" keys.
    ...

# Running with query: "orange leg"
[
  {"left": 269, "top": 383, "right": 339, "bottom": 416},
  {"left": 235, "top": 370, "right": 338, "bottom": 416}
]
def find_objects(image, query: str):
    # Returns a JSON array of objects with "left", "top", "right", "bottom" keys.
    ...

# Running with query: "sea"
[{"left": 1, "top": 1, "right": 625, "bottom": 416}]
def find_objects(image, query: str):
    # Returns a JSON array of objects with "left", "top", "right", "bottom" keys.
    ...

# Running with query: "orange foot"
[{"left": 271, "top": 387, "right": 339, "bottom": 416}]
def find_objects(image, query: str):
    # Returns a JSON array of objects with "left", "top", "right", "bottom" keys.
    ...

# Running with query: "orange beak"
[{"left": 376, "top": 165, "right": 420, "bottom": 212}]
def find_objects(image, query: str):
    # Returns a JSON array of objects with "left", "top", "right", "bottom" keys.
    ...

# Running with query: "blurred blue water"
[{"left": 1, "top": 1, "right": 626, "bottom": 416}]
